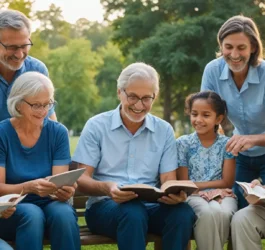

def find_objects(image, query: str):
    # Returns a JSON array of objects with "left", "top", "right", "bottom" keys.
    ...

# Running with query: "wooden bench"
[{"left": 8, "top": 192, "right": 162, "bottom": 250}]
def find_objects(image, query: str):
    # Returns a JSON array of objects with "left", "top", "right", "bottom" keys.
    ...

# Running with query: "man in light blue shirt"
[
  {"left": 73, "top": 62, "right": 195, "bottom": 250},
  {"left": 201, "top": 15, "right": 265, "bottom": 210},
  {"left": 0, "top": 9, "right": 55, "bottom": 121}
]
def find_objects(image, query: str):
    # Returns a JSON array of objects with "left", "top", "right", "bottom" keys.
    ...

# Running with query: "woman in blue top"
[
  {"left": 177, "top": 91, "right": 237, "bottom": 250},
  {"left": 0, "top": 72, "right": 80, "bottom": 250}
]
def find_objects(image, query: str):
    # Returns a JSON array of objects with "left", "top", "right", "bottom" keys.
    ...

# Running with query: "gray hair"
[
  {"left": 0, "top": 9, "right": 31, "bottom": 35},
  {"left": 117, "top": 62, "right": 160, "bottom": 95},
  {"left": 7, "top": 72, "right": 54, "bottom": 117},
  {"left": 217, "top": 15, "right": 263, "bottom": 67}
]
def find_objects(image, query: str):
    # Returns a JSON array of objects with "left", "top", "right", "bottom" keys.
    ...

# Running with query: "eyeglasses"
[
  {"left": 22, "top": 99, "right": 56, "bottom": 112},
  {"left": 0, "top": 39, "right": 33, "bottom": 52},
  {"left": 123, "top": 89, "right": 155, "bottom": 106}
]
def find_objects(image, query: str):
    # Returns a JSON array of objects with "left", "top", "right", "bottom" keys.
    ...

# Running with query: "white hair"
[
  {"left": 117, "top": 62, "right": 160, "bottom": 95},
  {"left": 7, "top": 72, "right": 54, "bottom": 117},
  {"left": 0, "top": 9, "right": 31, "bottom": 36}
]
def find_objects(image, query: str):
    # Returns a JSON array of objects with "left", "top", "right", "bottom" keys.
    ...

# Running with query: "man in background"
[{"left": 0, "top": 9, "right": 56, "bottom": 121}]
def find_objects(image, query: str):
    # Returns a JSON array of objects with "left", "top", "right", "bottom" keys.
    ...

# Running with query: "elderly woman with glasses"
[{"left": 0, "top": 72, "right": 81, "bottom": 250}]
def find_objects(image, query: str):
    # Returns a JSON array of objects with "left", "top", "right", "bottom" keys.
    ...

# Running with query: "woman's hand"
[
  {"left": 25, "top": 179, "right": 57, "bottom": 197},
  {"left": 158, "top": 191, "right": 187, "bottom": 205},
  {"left": 1, "top": 207, "right": 16, "bottom": 219},
  {"left": 51, "top": 183, "right": 77, "bottom": 202}
]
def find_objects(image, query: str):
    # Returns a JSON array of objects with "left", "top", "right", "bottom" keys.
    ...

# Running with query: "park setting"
[{"left": 1, "top": 0, "right": 265, "bottom": 249}]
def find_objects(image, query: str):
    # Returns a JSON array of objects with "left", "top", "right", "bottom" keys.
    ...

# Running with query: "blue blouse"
[{"left": 176, "top": 132, "right": 234, "bottom": 183}]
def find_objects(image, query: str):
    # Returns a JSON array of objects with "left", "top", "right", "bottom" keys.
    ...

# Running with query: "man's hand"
[
  {"left": 106, "top": 182, "right": 138, "bottom": 203},
  {"left": 158, "top": 190, "right": 187, "bottom": 205},
  {"left": 226, "top": 135, "right": 256, "bottom": 156}
]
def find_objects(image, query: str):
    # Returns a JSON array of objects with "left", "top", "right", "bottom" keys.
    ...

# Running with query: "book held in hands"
[
  {"left": 236, "top": 181, "right": 265, "bottom": 205},
  {"left": 46, "top": 168, "right": 86, "bottom": 188},
  {"left": 120, "top": 180, "right": 198, "bottom": 202},
  {"left": 0, "top": 193, "right": 27, "bottom": 213}
]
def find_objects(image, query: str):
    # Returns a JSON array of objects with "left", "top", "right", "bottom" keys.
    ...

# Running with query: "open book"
[
  {"left": 120, "top": 180, "right": 198, "bottom": 202},
  {"left": 47, "top": 168, "right": 86, "bottom": 188},
  {"left": 0, "top": 193, "right": 27, "bottom": 213},
  {"left": 237, "top": 181, "right": 265, "bottom": 205}
]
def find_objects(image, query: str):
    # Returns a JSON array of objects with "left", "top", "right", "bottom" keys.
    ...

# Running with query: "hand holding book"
[{"left": 236, "top": 181, "right": 265, "bottom": 205}]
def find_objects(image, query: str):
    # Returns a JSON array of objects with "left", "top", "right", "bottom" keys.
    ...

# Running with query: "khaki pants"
[
  {"left": 231, "top": 205, "right": 265, "bottom": 250},
  {"left": 187, "top": 196, "right": 238, "bottom": 250}
]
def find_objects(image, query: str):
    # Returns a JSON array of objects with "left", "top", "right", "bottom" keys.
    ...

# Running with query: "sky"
[{"left": 32, "top": 0, "right": 104, "bottom": 24}]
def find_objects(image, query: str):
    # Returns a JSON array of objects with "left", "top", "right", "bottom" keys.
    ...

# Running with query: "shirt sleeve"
[
  {"left": 159, "top": 124, "right": 178, "bottom": 174},
  {"left": 201, "top": 63, "right": 216, "bottom": 92},
  {"left": 53, "top": 124, "right": 71, "bottom": 166},
  {"left": 176, "top": 136, "right": 189, "bottom": 167},
  {"left": 72, "top": 119, "right": 101, "bottom": 168}
]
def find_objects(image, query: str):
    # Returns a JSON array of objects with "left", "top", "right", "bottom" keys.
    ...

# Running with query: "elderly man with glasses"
[
  {"left": 73, "top": 62, "right": 195, "bottom": 250},
  {"left": 0, "top": 9, "right": 56, "bottom": 122}
]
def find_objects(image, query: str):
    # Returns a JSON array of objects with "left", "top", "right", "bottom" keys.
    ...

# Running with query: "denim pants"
[
  {"left": 0, "top": 239, "right": 13, "bottom": 250},
  {"left": 85, "top": 199, "right": 195, "bottom": 250},
  {"left": 0, "top": 201, "right": 81, "bottom": 250},
  {"left": 234, "top": 153, "right": 265, "bottom": 209}
]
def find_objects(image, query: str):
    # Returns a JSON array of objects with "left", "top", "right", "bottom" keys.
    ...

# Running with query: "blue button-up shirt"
[
  {"left": 201, "top": 57, "right": 265, "bottom": 157},
  {"left": 72, "top": 105, "right": 177, "bottom": 208},
  {"left": 0, "top": 56, "right": 53, "bottom": 121}
]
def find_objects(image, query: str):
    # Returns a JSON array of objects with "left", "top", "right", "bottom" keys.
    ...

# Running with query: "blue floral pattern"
[{"left": 176, "top": 132, "right": 234, "bottom": 183}]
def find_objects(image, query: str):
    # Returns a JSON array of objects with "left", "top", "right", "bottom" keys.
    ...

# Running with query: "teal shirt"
[
  {"left": 72, "top": 105, "right": 177, "bottom": 209},
  {"left": 201, "top": 57, "right": 265, "bottom": 157}
]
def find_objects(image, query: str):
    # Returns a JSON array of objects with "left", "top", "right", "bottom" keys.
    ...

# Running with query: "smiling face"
[
  {"left": 190, "top": 99, "right": 223, "bottom": 136},
  {"left": 18, "top": 87, "right": 51, "bottom": 127},
  {"left": 118, "top": 78, "right": 155, "bottom": 127},
  {"left": 221, "top": 32, "right": 255, "bottom": 73},
  {"left": 0, "top": 27, "right": 31, "bottom": 71}
]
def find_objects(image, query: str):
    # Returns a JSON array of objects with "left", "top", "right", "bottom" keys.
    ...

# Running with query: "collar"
[
  {"left": 111, "top": 104, "right": 155, "bottom": 132},
  {"left": 219, "top": 62, "right": 259, "bottom": 84}
]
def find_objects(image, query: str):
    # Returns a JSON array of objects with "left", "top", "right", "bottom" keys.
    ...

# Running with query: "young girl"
[{"left": 176, "top": 91, "right": 237, "bottom": 250}]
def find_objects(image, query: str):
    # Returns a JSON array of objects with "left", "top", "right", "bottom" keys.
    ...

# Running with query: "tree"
[
  {"left": 72, "top": 19, "right": 112, "bottom": 51},
  {"left": 95, "top": 42, "right": 123, "bottom": 112},
  {"left": 45, "top": 39, "right": 101, "bottom": 133},
  {"left": 0, "top": 0, "right": 34, "bottom": 17},
  {"left": 101, "top": 0, "right": 265, "bottom": 124},
  {"left": 34, "top": 4, "right": 71, "bottom": 49}
]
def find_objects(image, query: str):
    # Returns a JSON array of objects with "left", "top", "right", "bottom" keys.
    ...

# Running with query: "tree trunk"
[{"left": 163, "top": 78, "right": 172, "bottom": 125}]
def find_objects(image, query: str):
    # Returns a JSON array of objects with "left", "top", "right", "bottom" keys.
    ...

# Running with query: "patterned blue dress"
[{"left": 176, "top": 132, "right": 234, "bottom": 189}]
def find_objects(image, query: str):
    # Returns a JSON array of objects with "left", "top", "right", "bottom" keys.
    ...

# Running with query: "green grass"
[{"left": 70, "top": 136, "right": 79, "bottom": 155}]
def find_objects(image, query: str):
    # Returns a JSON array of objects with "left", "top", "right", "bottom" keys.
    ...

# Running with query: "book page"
[
  {"left": 47, "top": 168, "right": 86, "bottom": 188},
  {"left": 237, "top": 181, "right": 265, "bottom": 198},
  {"left": 252, "top": 185, "right": 265, "bottom": 198},
  {"left": 160, "top": 180, "right": 197, "bottom": 192},
  {"left": 0, "top": 194, "right": 20, "bottom": 203},
  {"left": 120, "top": 184, "right": 161, "bottom": 192}
]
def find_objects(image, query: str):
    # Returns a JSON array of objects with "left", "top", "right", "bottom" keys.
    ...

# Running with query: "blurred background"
[{"left": 1, "top": 0, "right": 265, "bottom": 137}]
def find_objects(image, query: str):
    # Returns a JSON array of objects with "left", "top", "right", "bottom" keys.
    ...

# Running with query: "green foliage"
[
  {"left": 34, "top": 4, "right": 72, "bottom": 49},
  {"left": 102, "top": 0, "right": 265, "bottom": 123},
  {"left": 95, "top": 42, "right": 123, "bottom": 112},
  {"left": 45, "top": 39, "right": 101, "bottom": 133},
  {"left": 0, "top": 0, "right": 33, "bottom": 17},
  {"left": 72, "top": 19, "right": 113, "bottom": 51}
]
